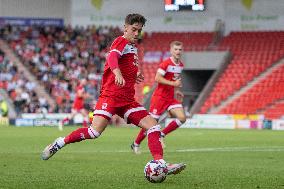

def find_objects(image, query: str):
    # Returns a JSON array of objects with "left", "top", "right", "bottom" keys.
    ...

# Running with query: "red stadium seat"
[{"left": 200, "top": 31, "right": 284, "bottom": 116}]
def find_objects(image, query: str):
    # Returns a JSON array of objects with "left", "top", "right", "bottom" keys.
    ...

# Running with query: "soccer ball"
[{"left": 144, "top": 160, "right": 168, "bottom": 183}]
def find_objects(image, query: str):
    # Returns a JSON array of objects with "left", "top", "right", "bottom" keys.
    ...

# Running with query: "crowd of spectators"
[
  {"left": 0, "top": 25, "right": 122, "bottom": 113},
  {"left": 0, "top": 49, "right": 47, "bottom": 114}
]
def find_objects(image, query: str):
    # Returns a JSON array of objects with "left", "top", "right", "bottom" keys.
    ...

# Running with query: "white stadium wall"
[
  {"left": 0, "top": 0, "right": 284, "bottom": 33},
  {"left": 224, "top": 0, "right": 284, "bottom": 34},
  {"left": 182, "top": 51, "right": 229, "bottom": 70},
  {"left": 71, "top": 0, "right": 225, "bottom": 32},
  {"left": 71, "top": 0, "right": 284, "bottom": 33},
  {"left": 0, "top": 0, "right": 71, "bottom": 24}
]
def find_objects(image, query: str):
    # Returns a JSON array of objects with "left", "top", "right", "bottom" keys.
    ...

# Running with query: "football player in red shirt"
[
  {"left": 131, "top": 41, "right": 186, "bottom": 154},
  {"left": 41, "top": 14, "right": 185, "bottom": 175},
  {"left": 59, "top": 78, "right": 89, "bottom": 130}
]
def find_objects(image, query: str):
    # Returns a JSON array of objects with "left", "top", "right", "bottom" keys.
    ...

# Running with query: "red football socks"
[
  {"left": 147, "top": 125, "right": 163, "bottom": 160},
  {"left": 162, "top": 119, "right": 182, "bottom": 135},
  {"left": 64, "top": 127, "right": 100, "bottom": 144}
]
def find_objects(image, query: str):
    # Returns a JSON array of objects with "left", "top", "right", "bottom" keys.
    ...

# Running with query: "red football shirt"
[
  {"left": 100, "top": 36, "right": 139, "bottom": 106},
  {"left": 153, "top": 58, "right": 184, "bottom": 99}
]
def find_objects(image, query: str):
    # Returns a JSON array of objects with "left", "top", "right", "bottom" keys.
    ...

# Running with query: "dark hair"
[{"left": 125, "top": 13, "right": 147, "bottom": 26}]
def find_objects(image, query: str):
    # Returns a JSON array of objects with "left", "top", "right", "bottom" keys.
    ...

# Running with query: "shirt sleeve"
[
  {"left": 107, "top": 51, "right": 120, "bottom": 70},
  {"left": 157, "top": 61, "right": 168, "bottom": 76},
  {"left": 109, "top": 37, "right": 128, "bottom": 56}
]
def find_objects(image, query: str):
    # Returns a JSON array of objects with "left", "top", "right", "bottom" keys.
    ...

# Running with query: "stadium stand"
[
  {"left": 262, "top": 99, "right": 284, "bottom": 119},
  {"left": 0, "top": 49, "right": 43, "bottom": 114},
  {"left": 1, "top": 24, "right": 284, "bottom": 119},
  {"left": 200, "top": 31, "right": 284, "bottom": 116},
  {"left": 218, "top": 63, "right": 284, "bottom": 117},
  {"left": 1, "top": 25, "right": 122, "bottom": 113}
]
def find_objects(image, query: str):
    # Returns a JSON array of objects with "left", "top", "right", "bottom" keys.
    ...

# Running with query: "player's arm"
[
  {"left": 155, "top": 72, "right": 182, "bottom": 87},
  {"left": 107, "top": 51, "right": 125, "bottom": 87}
]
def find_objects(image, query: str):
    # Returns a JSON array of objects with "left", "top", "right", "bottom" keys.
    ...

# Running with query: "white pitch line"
[
  {"left": 175, "top": 146, "right": 284, "bottom": 152},
  {"left": 3, "top": 146, "right": 284, "bottom": 154},
  {"left": 60, "top": 146, "right": 284, "bottom": 153}
]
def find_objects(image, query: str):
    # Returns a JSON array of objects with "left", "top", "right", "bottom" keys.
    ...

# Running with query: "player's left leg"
[
  {"left": 121, "top": 104, "right": 163, "bottom": 160},
  {"left": 131, "top": 114, "right": 160, "bottom": 154},
  {"left": 133, "top": 113, "right": 186, "bottom": 175},
  {"left": 123, "top": 103, "right": 186, "bottom": 175},
  {"left": 131, "top": 97, "right": 165, "bottom": 153}
]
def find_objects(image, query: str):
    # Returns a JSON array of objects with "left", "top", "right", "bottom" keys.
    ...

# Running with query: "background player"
[
  {"left": 42, "top": 14, "right": 186, "bottom": 175},
  {"left": 131, "top": 41, "right": 187, "bottom": 154},
  {"left": 59, "top": 78, "right": 89, "bottom": 130}
]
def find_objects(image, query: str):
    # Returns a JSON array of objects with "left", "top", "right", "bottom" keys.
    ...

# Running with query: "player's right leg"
[
  {"left": 123, "top": 102, "right": 186, "bottom": 175},
  {"left": 131, "top": 97, "right": 163, "bottom": 154},
  {"left": 131, "top": 114, "right": 163, "bottom": 154},
  {"left": 137, "top": 114, "right": 186, "bottom": 175},
  {"left": 41, "top": 115, "right": 108, "bottom": 160},
  {"left": 42, "top": 97, "right": 115, "bottom": 160}
]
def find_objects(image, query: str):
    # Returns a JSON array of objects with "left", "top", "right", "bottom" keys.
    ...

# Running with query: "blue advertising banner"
[
  {"left": 0, "top": 17, "right": 64, "bottom": 27},
  {"left": 15, "top": 119, "right": 34, "bottom": 127}
]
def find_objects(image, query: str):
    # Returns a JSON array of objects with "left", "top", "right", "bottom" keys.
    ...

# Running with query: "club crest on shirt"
[
  {"left": 121, "top": 44, "right": 139, "bottom": 67},
  {"left": 167, "top": 65, "right": 182, "bottom": 73},
  {"left": 122, "top": 44, "right": 137, "bottom": 55}
]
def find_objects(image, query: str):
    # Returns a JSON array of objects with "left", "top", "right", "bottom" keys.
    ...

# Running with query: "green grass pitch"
[{"left": 0, "top": 125, "right": 284, "bottom": 189}]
